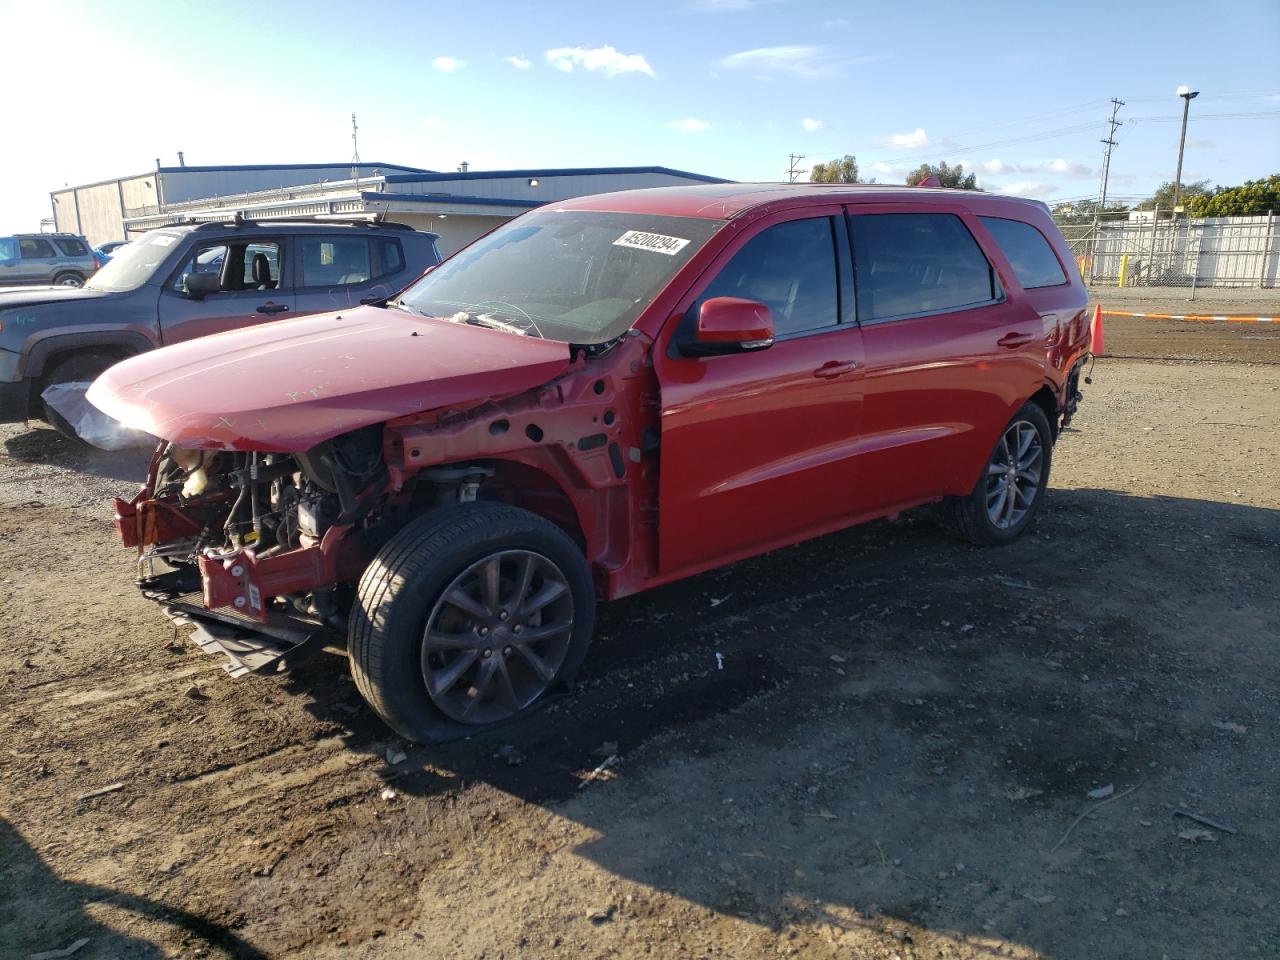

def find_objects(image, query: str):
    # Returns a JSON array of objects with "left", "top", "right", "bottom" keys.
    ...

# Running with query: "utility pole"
[
  {"left": 787, "top": 154, "right": 807, "bottom": 183},
  {"left": 350, "top": 112, "right": 361, "bottom": 185},
  {"left": 1095, "top": 98, "right": 1124, "bottom": 223},
  {"left": 1172, "top": 86, "right": 1199, "bottom": 214}
]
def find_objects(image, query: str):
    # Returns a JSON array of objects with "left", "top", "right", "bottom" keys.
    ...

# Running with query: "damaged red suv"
[{"left": 91, "top": 183, "right": 1091, "bottom": 742}]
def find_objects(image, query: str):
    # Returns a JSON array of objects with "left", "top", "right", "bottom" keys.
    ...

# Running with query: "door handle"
[
  {"left": 814, "top": 360, "right": 858, "bottom": 379},
  {"left": 997, "top": 332, "right": 1033, "bottom": 348},
  {"left": 258, "top": 302, "right": 289, "bottom": 315}
]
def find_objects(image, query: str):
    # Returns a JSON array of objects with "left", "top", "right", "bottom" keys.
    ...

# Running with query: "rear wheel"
[
  {"left": 938, "top": 401, "right": 1053, "bottom": 545},
  {"left": 40, "top": 352, "right": 118, "bottom": 442},
  {"left": 52, "top": 272, "right": 84, "bottom": 288},
  {"left": 348, "top": 503, "right": 595, "bottom": 742}
]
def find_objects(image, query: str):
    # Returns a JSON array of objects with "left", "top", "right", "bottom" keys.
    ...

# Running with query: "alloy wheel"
[
  {"left": 985, "top": 420, "right": 1044, "bottom": 530},
  {"left": 420, "top": 549, "right": 575, "bottom": 725}
]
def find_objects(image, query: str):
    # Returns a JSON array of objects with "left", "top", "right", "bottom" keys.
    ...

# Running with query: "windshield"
[
  {"left": 85, "top": 231, "right": 183, "bottom": 292},
  {"left": 397, "top": 210, "right": 723, "bottom": 344}
]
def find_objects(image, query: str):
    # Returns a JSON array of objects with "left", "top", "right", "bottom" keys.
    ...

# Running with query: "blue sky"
[{"left": 2, "top": 0, "right": 1277, "bottom": 230}]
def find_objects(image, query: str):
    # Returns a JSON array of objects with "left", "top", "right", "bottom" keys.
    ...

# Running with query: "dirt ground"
[{"left": 2, "top": 331, "right": 1278, "bottom": 959}]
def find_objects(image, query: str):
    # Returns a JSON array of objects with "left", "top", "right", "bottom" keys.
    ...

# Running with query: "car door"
[
  {"left": 292, "top": 234, "right": 404, "bottom": 315},
  {"left": 17, "top": 237, "right": 59, "bottom": 284},
  {"left": 0, "top": 237, "right": 21, "bottom": 286},
  {"left": 157, "top": 236, "right": 295, "bottom": 343},
  {"left": 653, "top": 207, "right": 865, "bottom": 576},
  {"left": 847, "top": 204, "right": 1044, "bottom": 514}
]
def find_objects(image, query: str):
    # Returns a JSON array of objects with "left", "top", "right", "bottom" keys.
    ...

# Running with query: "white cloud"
[
  {"left": 545, "top": 45, "right": 655, "bottom": 77},
  {"left": 433, "top": 56, "right": 465, "bottom": 73},
  {"left": 423, "top": 116, "right": 448, "bottom": 130},
  {"left": 984, "top": 157, "right": 1093, "bottom": 178},
  {"left": 718, "top": 45, "right": 877, "bottom": 80},
  {"left": 668, "top": 117, "right": 711, "bottom": 133},
  {"left": 999, "top": 180, "right": 1056, "bottom": 198},
  {"left": 870, "top": 160, "right": 912, "bottom": 179},
  {"left": 504, "top": 55, "right": 531, "bottom": 70},
  {"left": 824, "top": 17, "right": 850, "bottom": 28},
  {"left": 802, "top": 117, "right": 824, "bottom": 132},
  {"left": 885, "top": 127, "right": 930, "bottom": 149}
]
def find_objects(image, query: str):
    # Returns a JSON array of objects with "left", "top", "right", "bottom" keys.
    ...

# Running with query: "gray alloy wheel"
[
  {"left": 54, "top": 273, "right": 84, "bottom": 287},
  {"left": 984, "top": 419, "right": 1045, "bottom": 530},
  {"left": 420, "top": 548, "right": 575, "bottom": 725}
]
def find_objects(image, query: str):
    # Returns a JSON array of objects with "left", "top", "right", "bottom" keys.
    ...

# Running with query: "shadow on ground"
[{"left": 266, "top": 487, "right": 1280, "bottom": 957}]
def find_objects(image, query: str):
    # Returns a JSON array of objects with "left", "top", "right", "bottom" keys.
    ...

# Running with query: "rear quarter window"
[
  {"left": 979, "top": 216, "right": 1068, "bottom": 289},
  {"left": 54, "top": 237, "right": 89, "bottom": 257}
]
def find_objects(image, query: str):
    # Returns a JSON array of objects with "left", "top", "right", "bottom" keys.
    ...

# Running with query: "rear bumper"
[{"left": 0, "top": 378, "right": 30, "bottom": 423}]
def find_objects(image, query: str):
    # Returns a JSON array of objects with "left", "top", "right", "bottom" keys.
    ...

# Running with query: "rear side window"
[
  {"left": 54, "top": 237, "right": 89, "bottom": 257},
  {"left": 979, "top": 216, "right": 1067, "bottom": 289},
  {"left": 19, "top": 238, "right": 57, "bottom": 259},
  {"left": 300, "top": 237, "right": 372, "bottom": 287},
  {"left": 375, "top": 237, "right": 406, "bottom": 276},
  {"left": 851, "top": 213, "right": 997, "bottom": 322},
  {"left": 701, "top": 217, "right": 839, "bottom": 337}
]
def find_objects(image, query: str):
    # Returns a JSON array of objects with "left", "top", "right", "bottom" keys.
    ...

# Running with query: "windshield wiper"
[{"left": 389, "top": 299, "right": 426, "bottom": 317}]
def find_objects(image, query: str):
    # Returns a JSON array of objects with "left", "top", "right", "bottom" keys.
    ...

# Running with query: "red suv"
[{"left": 91, "top": 183, "right": 1090, "bottom": 742}]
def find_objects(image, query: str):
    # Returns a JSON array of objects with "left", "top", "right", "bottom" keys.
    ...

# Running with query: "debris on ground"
[
  {"left": 379, "top": 787, "right": 398, "bottom": 802},
  {"left": 75, "top": 782, "right": 124, "bottom": 801},
  {"left": 495, "top": 744, "right": 526, "bottom": 767},
  {"left": 28, "top": 938, "right": 90, "bottom": 960},
  {"left": 1173, "top": 808, "right": 1238, "bottom": 835},
  {"left": 1006, "top": 785, "right": 1045, "bottom": 801},
  {"left": 1212, "top": 721, "right": 1247, "bottom": 734},
  {"left": 1087, "top": 784, "right": 1115, "bottom": 799},
  {"left": 579, "top": 754, "right": 620, "bottom": 788},
  {"left": 592, "top": 741, "right": 619, "bottom": 758},
  {"left": 1178, "top": 829, "right": 1217, "bottom": 843},
  {"left": 385, "top": 746, "right": 407, "bottom": 766}
]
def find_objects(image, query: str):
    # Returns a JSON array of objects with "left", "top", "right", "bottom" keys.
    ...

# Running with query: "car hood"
[
  {"left": 87, "top": 306, "right": 572, "bottom": 451},
  {"left": 0, "top": 286, "right": 114, "bottom": 311}
]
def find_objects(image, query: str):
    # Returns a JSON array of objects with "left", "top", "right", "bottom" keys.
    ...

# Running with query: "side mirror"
[
  {"left": 185, "top": 271, "right": 221, "bottom": 300},
  {"left": 680, "top": 297, "right": 775, "bottom": 357}
]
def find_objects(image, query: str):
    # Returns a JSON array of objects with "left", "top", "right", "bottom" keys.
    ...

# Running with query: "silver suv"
[{"left": 0, "top": 233, "right": 98, "bottom": 288}]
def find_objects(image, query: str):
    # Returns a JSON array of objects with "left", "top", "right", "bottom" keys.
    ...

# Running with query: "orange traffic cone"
[{"left": 1089, "top": 304, "right": 1104, "bottom": 357}]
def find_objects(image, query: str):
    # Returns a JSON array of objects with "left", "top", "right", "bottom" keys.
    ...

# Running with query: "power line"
[{"left": 1096, "top": 98, "right": 1125, "bottom": 220}]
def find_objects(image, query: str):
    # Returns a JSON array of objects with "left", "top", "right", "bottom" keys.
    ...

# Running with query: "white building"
[{"left": 51, "top": 162, "right": 730, "bottom": 256}]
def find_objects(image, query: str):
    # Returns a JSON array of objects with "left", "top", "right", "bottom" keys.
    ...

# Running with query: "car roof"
[
  {"left": 142, "top": 220, "right": 427, "bottom": 238},
  {"left": 547, "top": 182, "right": 1051, "bottom": 222}
]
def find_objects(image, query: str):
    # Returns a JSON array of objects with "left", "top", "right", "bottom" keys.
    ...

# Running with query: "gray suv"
[
  {"left": 0, "top": 233, "right": 98, "bottom": 288},
  {"left": 0, "top": 218, "right": 440, "bottom": 438}
]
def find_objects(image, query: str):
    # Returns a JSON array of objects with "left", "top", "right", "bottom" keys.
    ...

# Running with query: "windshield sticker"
[
  {"left": 613, "top": 230, "right": 690, "bottom": 256},
  {"left": 151, "top": 235, "right": 176, "bottom": 246}
]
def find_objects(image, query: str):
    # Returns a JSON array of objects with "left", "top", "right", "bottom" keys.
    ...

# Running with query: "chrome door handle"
[{"left": 814, "top": 360, "right": 857, "bottom": 379}]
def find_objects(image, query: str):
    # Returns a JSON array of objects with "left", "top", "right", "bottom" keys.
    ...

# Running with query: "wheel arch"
[
  {"left": 25, "top": 330, "right": 153, "bottom": 380},
  {"left": 1028, "top": 383, "right": 1060, "bottom": 440}
]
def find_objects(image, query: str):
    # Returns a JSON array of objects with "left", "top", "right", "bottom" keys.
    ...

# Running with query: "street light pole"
[{"left": 1172, "top": 86, "right": 1199, "bottom": 214}]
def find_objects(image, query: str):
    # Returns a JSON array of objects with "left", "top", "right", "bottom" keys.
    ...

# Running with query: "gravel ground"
[{"left": 1, "top": 350, "right": 1278, "bottom": 960}]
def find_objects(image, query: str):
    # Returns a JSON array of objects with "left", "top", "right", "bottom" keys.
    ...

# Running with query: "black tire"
[
  {"left": 40, "top": 352, "right": 119, "bottom": 443},
  {"left": 937, "top": 401, "right": 1053, "bottom": 546},
  {"left": 52, "top": 272, "right": 84, "bottom": 288},
  {"left": 348, "top": 502, "right": 596, "bottom": 743}
]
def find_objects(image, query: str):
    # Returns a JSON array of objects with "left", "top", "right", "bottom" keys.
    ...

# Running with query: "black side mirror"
[{"left": 185, "top": 271, "right": 221, "bottom": 300}]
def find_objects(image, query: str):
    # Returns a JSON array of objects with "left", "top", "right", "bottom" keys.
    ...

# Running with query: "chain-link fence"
[{"left": 1061, "top": 213, "right": 1277, "bottom": 290}]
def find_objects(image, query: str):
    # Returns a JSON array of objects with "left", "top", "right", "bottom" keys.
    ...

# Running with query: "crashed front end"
[{"left": 116, "top": 429, "right": 387, "bottom": 675}]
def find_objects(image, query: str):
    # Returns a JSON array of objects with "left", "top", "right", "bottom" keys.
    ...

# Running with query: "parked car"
[
  {"left": 93, "top": 240, "right": 130, "bottom": 265},
  {"left": 0, "top": 219, "right": 441, "bottom": 438},
  {"left": 90, "top": 183, "right": 1091, "bottom": 743},
  {"left": 0, "top": 233, "right": 98, "bottom": 288}
]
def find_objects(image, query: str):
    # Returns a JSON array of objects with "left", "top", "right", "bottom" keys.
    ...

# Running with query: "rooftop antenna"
[
  {"left": 351, "top": 112, "right": 361, "bottom": 186},
  {"left": 787, "top": 154, "right": 807, "bottom": 183}
]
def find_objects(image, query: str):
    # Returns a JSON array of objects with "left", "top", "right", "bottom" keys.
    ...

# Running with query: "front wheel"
[
  {"left": 938, "top": 401, "right": 1053, "bottom": 545},
  {"left": 348, "top": 503, "right": 596, "bottom": 743},
  {"left": 53, "top": 272, "right": 84, "bottom": 288}
]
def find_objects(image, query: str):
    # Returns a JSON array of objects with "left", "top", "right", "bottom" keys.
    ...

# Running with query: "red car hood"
[{"left": 87, "top": 306, "right": 571, "bottom": 451}]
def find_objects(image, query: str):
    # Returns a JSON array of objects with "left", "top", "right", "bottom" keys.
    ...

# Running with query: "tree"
[
  {"left": 904, "top": 161, "right": 978, "bottom": 189},
  {"left": 1186, "top": 174, "right": 1280, "bottom": 217},
  {"left": 1134, "top": 179, "right": 1212, "bottom": 211},
  {"left": 810, "top": 155, "right": 861, "bottom": 183}
]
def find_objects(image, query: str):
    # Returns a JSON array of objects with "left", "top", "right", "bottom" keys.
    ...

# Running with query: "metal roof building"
[{"left": 51, "top": 162, "right": 731, "bottom": 256}]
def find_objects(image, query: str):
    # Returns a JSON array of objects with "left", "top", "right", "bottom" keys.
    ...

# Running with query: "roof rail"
[{"left": 191, "top": 216, "right": 416, "bottom": 231}]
